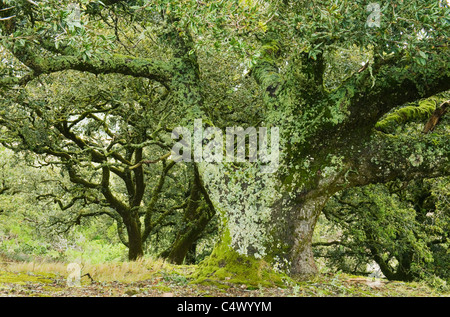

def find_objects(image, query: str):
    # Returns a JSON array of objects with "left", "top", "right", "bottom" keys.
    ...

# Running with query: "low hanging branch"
[
  {"left": 129, "top": 152, "right": 172, "bottom": 170},
  {"left": 3, "top": 42, "right": 173, "bottom": 88},
  {"left": 312, "top": 240, "right": 344, "bottom": 247}
]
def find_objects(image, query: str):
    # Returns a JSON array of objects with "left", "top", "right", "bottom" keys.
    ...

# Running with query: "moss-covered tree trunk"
[
  {"left": 123, "top": 213, "right": 144, "bottom": 261},
  {"left": 196, "top": 161, "right": 335, "bottom": 281}
]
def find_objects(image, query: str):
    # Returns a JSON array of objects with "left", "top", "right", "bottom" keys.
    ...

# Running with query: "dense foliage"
[
  {"left": 0, "top": 0, "right": 449, "bottom": 289},
  {"left": 315, "top": 177, "right": 450, "bottom": 284}
]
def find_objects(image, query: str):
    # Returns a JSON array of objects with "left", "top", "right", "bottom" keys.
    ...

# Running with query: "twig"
[
  {"left": 0, "top": 15, "right": 16, "bottom": 21},
  {"left": 81, "top": 273, "right": 95, "bottom": 283},
  {"left": 26, "top": 0, "right": 38, "bottom": 6},
  {"left": 0, "top": 6, "right": 15, "bottom": 12}
]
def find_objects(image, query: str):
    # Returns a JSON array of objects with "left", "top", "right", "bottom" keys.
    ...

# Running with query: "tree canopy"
[{"left": 0, "top": 0, "right": 449, "bottom": 285}]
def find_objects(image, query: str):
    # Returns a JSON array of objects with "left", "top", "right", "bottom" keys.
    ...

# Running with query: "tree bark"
[
  {"left": 165, "top": 205, "right": 212, "bottom": 264},
  {"left": 288, "top": 195, "right": 329, "bottom": 277},
  {"left": 123, "top": 213, "right": 144, "bottom": 261},
  {"left": 197, "top": 159, "right": 337, "bottom": 279}
]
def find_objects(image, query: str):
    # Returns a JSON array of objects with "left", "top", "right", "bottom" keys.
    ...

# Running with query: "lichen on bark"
[{"left": 198, "top": 162, "right": 283, "bottom": 259}]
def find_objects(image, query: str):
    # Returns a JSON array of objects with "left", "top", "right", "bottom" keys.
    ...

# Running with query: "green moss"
[
  {"left": 191, "top": 230, "right": 290, "bottom": 288},
  {"left": 0, "top": 271, "right": 55, "bottom": 285},
  {"left": 151, "top": 284, "right": 173, "bottom": 292},
  {"left": 375, "top": 99, "right": 436, "bottom": 133}
]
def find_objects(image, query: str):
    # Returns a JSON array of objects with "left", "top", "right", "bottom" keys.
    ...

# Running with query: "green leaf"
[{"left": 418, "top": 51, "right": 427, "bottom": 59}]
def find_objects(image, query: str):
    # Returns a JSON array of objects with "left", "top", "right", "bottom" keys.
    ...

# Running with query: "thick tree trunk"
[
  {"left": 197, "top": 162, "right": 334, "bottom": 282},
  {"left": 269, "top": 190, "right": 330, "bottom": 278},
  {"left": 185, "top": 242, "right": 198, "bottom": 265},
  {"left": 193, "top": 192, "right": 329, "bottom": 284},
  {"left": 124, "top": 214, "right": 144, "bottom": 261},
  {"left": 289, "top": 196, "right": 328, "bottom": 277}
]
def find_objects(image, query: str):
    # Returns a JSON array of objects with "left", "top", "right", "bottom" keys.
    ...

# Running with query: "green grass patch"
[{"left": 0, "top": 271, "right": 55, "bottom": 285}]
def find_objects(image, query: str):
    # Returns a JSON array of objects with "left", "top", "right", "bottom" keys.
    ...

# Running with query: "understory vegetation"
[{"left": 1, "top": 257, "right": 449, "bottom": 297}]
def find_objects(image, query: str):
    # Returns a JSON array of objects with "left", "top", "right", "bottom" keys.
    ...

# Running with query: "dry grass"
[{"left": 2, "top": 257, "right": 195, "bottom": 283}]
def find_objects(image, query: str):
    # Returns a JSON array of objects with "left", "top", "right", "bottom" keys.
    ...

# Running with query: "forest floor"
[{"left": 0, "top": 259, "right": 448, "bottom": 297}]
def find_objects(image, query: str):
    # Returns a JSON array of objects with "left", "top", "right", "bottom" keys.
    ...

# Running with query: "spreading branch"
[
  {"left": 13, "top": 48, "right": 173, "bottom": 87},
  {"left": 346, "top": 132, "right": 450, "bottom": 188}
]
